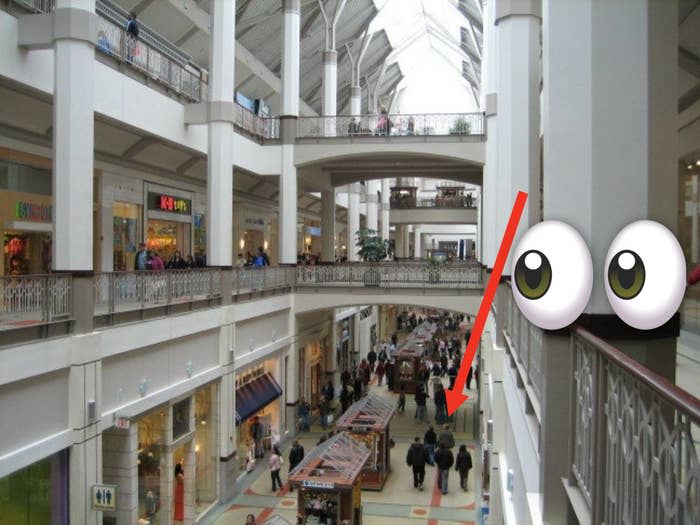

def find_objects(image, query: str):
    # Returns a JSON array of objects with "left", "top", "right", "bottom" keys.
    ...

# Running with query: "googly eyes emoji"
[
  {"left": 511, "top": 221, "right": 593, "bottom": 330},
  {"left": 604, "top": 220, "right": 686, "bottom": 330}
]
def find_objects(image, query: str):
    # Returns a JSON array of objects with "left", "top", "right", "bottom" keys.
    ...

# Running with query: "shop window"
[
  {"left": 138, "top": 407, "right": 167, "bottom": 523},
  {"left": 0, "top": 161, "right": 51, "bottom": 195},
  {"left": 172, "top": 398, "right": 191, "bottom": 440},
  {"left": 113, "top": 202, "right": 141, "bottom": 271},
  {"left": 194, "top": 214, "right": 206, "bottom": 259},
  {"left": 3, "top": 232, "right": 51, "bottom": 275},
  {"left": 0, "top": 450, "right": 69, "bottom": 524},
  {"left": 194, "top": 385, "right": 217, "bottom": 515}
]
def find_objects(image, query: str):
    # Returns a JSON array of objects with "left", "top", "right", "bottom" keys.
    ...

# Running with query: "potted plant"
[
  {"left": 449, "top": 117, "right": 471, "bottom": 135},
  {"left": 428, "top": 254, "right": 446, "bottom": 284},
  {"left": 355, "top": 228, "right": 389, "bottom": 286}
]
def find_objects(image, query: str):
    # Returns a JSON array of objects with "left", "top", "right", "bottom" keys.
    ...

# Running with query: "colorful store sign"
[
  {"left": 302, "top": 479, "right": 335, "bottom": 490},
  {"left": 148, "top": 192, "right": 191, "bottom": 215},
  {"left": 14, "top": 201, "right": 52, "bottom": 222}
]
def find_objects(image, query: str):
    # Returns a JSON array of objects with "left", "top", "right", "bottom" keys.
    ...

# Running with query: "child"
[{"left": 398, "top": 386, "right": 406, "bottom": 413}]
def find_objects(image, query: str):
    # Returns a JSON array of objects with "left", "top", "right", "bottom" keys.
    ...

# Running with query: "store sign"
[
  {"left": 92, "top": 484, "right": 117, "bottom": 511},
  {"left": 14, "top": 201, "right": 52, "bottom": 222},
  {"left": 148, "top": 192, "right": 191, "bottom": 215},
  {"left": 114, "top": 416, "right": 130, "bottom": 429},
  {"left": 302, "top": 479, "right": 335, "bottom": 490},
  {"left": 349, "top": 425, "right": 372, "bottom": 434}
]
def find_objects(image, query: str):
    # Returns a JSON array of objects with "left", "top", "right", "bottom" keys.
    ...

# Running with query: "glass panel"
[
  {"left": 138, "top": 407, "right": 167, "bottom": 524},
  {"left": 172, "top": 398, "right": 191, "bottom": 440},
  {"left": 194, "top": 385, "right": 218, "bottom": 515},
  {"left": 113, "top": 202, "right": 141, "bottom": 272},
  {"left": 0, "top": 161, "right": 52, "bottom": 195}
]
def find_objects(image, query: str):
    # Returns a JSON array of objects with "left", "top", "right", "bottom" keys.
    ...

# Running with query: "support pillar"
[
  {"left": 321, "top": 188, "right": 336, "bottom": 262},
  {"left": 414, "top": 227, "right": 422, "bottom": 259},
  {"left": 52, "top": 0, "right": 97, "bottom": 271},
  {"left": 205, "top": 0, "right": 235, "bottom": 266},
  {"left": 494, "top": 0, "right": 541, "bottom": 275},
  {"left": 279, "top": 0, "right": 301, "bottom": 264},
  {"left": 318, "top": 0, "right": 347, "bottom": 136},
  {"left": 482, "top": 0, "right": 498, "bottom": 268},
  {"left": 346, "top": 184, "right": 361, "bottom": 261},
  {"left": 365, "top": 180, "right": 379, "bottom": 232},
  {"left": 380, "top": 179, "right": 390, "bottom": 240}
]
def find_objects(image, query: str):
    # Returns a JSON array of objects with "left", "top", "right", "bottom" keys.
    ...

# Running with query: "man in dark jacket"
[
  {"left": 435, "top": 443, "right": 455, "bottom": 494},
  {"left": 438, "top": 424, "right": 455, "bottom": 450},
  {"left": 423, "top": 425, "right": 437, "bottom": 466},
  {"left": 434, "top": 384, "right": 447, "bottom": 424},
  {"left": 455, "top": 444, "right": 473, "bottom": 491},
  {"left": 406, "top": 437, "right": 428, "bottom": 490},
  {"left": 288, "top": 440, "right": 305, "bottom": 492},
  {"left": 367, "top": 348, "right": 377, "bottom": 374},
  {"left": 414, "top": 386, "right": 427, "bottom": 422}
]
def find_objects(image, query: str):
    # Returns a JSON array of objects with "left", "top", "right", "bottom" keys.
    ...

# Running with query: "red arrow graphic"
[{"left": 446, "top": 191, "right": 528, "bottom": 416}]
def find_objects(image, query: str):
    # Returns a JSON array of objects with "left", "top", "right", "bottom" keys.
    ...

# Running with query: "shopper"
[
  {"left": 406, "top": 436, "right": 428, "bottom": 490},
  {"left": 257, "top": 246, "right": 270, "bottom": 266},
  {"left": 434, "top": 384, "right": 447, "bottom": 424},
  {"left": 435, "top": 443, "right": 454, "bottom": 495},
  {"left": 269, "top": 445, "right": 284, "bottom": 492},
  {"left": 236, "top": 253, "right": 247, "bottom": 267},
  {"left": 455, "top": 444, "right": 473, "bottom": 491},
  {"left": 376, "top": 360, "right": 385, "bottom": 386},
  {"left": 245, "top": 513, "right": 256, "bottom": 525},
  {"left": 438, "top": 424, "right": 455, "bottom": 450},
  {"left": 414, "top": 386, "right": 427, "bottom": 422},
  {"left": 135, "top": 242, "right": 148, "bottom": 270},
  {"left": 124, "top": 11, "right": 139, "bottom": 62},
  {"left": 298, "top": 398, "right": 311, "bottom": 431},
  {"left": 397, "top": 385, "right": 406, "bottom": 413},
  {"left": 167, "top": 250, "right": 187, "bottom": 269},
  {"left": 288, "top": 440, "right": 305, "bottom": 492},
  {"left": 148, "top": 251, "right": 164, "bottom": 270},
  {"left": 251, "top": 417, "right": 264, "bottom": 458},
  {"left": 367, "top": 348, "right": 377, "bottom": 374},
  {"left": 424, "top": 425, "right": 437, "bottom": 466}
]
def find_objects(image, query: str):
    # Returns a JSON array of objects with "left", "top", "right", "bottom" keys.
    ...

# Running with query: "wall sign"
[
  {"left": 148, "top": 192, "right": 191, "bottom": 215},
  {"left": 14, "top": 201, "right": 52, "bottom": 222},
  {"left": 92, "top": 484, "right": 117, "bottom": 511},
  {"left": 302, "top": 479, "right": 335, "bottom": 490}
]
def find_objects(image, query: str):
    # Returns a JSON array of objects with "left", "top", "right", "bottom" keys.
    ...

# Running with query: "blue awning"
[{"left": 235, "top": 373, "right": 283, "bottom": 424}]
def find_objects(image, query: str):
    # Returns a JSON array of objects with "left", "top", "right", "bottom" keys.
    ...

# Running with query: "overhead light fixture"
[
  {"left": 696, "top": 160, "right": 700, "bottom": 166},
  {"left": 689, "top": 165, "right": 695, "bottom": 170}
]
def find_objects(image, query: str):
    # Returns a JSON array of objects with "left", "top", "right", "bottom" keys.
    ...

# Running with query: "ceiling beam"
[
  {"left": 176, "top": 156, "right": 201, "bottom": 175},
  {"left": 679, "top": 83, "right": 700, "bottom": 113},
  {"left": 679, "top": 46, "right": 700, "bottom": 79},
  {"left": 132, "top": 0, "right": 156, "bottom": 15},
  {"left": 175, "top": 25, "right": 199, "bottom": 47},
  {"left": 122, "top": 137, "right": 159, "bottom": 159}
]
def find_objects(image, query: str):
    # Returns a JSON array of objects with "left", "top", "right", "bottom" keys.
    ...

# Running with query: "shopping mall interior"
[{"left": 0, "top": 0, "right": 699, "bottom": 524}]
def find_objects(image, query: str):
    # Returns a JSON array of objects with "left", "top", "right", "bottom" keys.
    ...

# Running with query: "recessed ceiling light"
[
  {"left": 689, "top": 165, "right": 694, "bottom": 170},
  {"left": 696, "top": 160, "right": 700, "bottom": 166}
]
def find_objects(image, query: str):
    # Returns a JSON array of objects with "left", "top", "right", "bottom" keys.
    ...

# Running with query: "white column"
[
  {"left": 322, "top": 51, "right": 338, "bottom": 136},
  {"left": 494, "top": 0, "right": 540, "bottom": 275},
  {"left": 52, "top": 0, "right": 95, "bottom": 271},
  {"left": 482, "top": 0, "right": 498, "bottom": 268},
  {"left": 350, "top": 86, "right": 361, "bottom": 116},
  {"left": 414, "top": 227, "right": 422, "bottom": 259},
  {"left": 542, "top": 0, "right": 677, "bottom": 313},
  {"left": 206, "top": 0, "right": 235, "bottom": 266},
  {"left": 279, "top": 0, "right": 301, "bottom": 264},
  {"left": 380, "top": 179, "right": 390, "bottom": 239},
  {"left": 347, "top": 184, "right": 361, "bottom": 261},
  {"left": 365, "top": 180, "right": 379, "bottom": 231},
  {"left": 321, "top": 188, "right": 336, "bottom": 262}
]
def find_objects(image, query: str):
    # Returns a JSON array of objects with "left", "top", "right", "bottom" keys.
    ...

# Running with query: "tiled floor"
[{"left": 202, "top": 323, "right": 479, "bottom": 525}]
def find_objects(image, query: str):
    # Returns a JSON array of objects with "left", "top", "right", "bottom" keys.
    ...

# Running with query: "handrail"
[
  {"left": 573, "top": 325, "right": 700, "bottom": 424},
  {"left": 297, "top": 112, "right": 485, "bottom": 139},
  {"left": 233, "top": 103, "right": 280, "bottom": 141}
]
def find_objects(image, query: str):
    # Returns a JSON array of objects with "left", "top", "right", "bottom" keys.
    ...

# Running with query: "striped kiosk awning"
[{"left": 235, "top": 372, "right": 283, "bottom": 424}]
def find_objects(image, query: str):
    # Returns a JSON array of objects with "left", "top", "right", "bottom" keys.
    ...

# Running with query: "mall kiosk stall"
[
  {"left": 335, "top": 394, "right": 397, "bottom": 490},
  {"left": 288, "top": 432, "right": 371, "bottom": 525}
]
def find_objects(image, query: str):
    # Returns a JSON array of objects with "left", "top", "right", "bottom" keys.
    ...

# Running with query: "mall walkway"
[{"left": 201, "top": 379, "right": 479, "bottom": 525}]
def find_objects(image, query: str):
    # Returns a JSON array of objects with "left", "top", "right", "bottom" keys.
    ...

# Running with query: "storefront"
[
  {"left": 234, "top": 207, "right": 274, "bottom": 262},
  {"left": 301, "top": 337, "right": 329, "bottom": 408},
  {"left": 102, "top": 382, "right": 218, "bottom": 524},
  {"left": 145, "top": 184, "right": 195, "bottom": 264},
  {"left": 288, "top": 432, "right": 370, "bottom": 525},
  {"left": 0, "top": 449, "right": 69, "bottom": 523},
  {"left": 336, "top": 317, "right": 353, "bottom": 380},
  {"left": 235, "top": 362, "right": 283, "bottom": 472},
  {"left": 1, "top": 160, "right": 53, "bottom": 276}
]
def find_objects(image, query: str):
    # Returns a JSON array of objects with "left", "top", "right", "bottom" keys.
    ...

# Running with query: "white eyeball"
[
  {"left": 511, "top": 221, "right": 593, "bottom": 330},
  {"left": 604, "top": 220, "right": 686, "bottom": 330}
]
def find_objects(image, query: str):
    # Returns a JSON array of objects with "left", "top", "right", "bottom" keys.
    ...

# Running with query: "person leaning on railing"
[{"left": 124, "top": 11, "right": 139, "bottom": 63}]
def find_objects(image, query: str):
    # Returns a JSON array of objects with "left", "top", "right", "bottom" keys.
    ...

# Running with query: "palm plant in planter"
[
  {"left": 449, "top": 117, "right": 471, "bottom": 135},
  {"left": 355, "top": 228, "right": 389, "bottom": 286}
]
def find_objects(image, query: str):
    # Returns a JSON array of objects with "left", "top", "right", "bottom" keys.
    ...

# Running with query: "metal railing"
[
  {"left": 570, "top": 327, "right": 700, "bottom": 525},
  {"left": 0, "top": 274, "right": 71, "bottom": 330},
  {"left": 10, "top": 0, "right": 55, "bottom": 12},
  {"left": 295, "top": 263, "right": 482, "bottom": 288},
  {"left": 233, "top": 266, "right": 295, "bottom": 294},
  {"left": 503, "top": 289, "right": 544, "bottom": 399},
  {"left": 297, "top": 113, "right": 485, "bottom": 139},
  {"left": 233, "top": 103, "right": 280, "bottom": 141},
  {"left": 95, "top": 16, "right": 206, "bottom": 102},
  {"left": 391, "top": 197, "right": 477, "bottom": 209},
  {"left": 93, "top": 269, "right": 222, "bottom": 314}
]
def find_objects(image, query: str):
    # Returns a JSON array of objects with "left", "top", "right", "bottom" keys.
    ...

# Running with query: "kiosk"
[
  {"left": 288, "top": 432, "right": 371, "bottom": 525},
  {"left": 335, "top": 395, "right": 397, "bottom": 490}
]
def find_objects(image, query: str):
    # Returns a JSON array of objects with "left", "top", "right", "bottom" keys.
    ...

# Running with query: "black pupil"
[
  {"left": 617, "top": 266, "right": 636, "bottom": 289},
  {"left": 524, "top": 265, "right": 542, "bottom": 288}
]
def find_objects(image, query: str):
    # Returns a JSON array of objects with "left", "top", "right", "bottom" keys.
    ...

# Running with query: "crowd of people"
[
  {"left": 236, "top": 247, "right": 271, "bottom": 268},
  {"left": 133, "top": 243, "right": 206, "bottom": 271}
]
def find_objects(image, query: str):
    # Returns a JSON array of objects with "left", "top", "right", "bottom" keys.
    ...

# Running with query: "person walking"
[
  {"left": 269, "top": 445, "right": 284, "bottom": 492},
  {"left": 414, "top": 386, "right": 427, "bottom": 422},
  {"left": 406, "top": 437, "right": 428, "bottom": 490},
  {"left": 434, "top": 384, "right": 447, "bottom": 424},
  {"left": 376, "top": 360, "right": 386, "bottom": 386},
  {"left": 424, "top": 425, "right": 437, "bottom": 466},
  {"left": 397, "top": 385, "right": 406, "bottom": 413},
  {"left": 353, "top": 371, "right": 362, "bottom": 401},
  {"left": 435, "top": 443, "right": 454, "bottom": 495},
  {"left": 251, "top": 417, "right": 265, "bottom": 458},
  {"left": 367, "top": 348, "right": 377, "bottom": 374},
  {"left": 298, "top": 398, "right": 311, "bottom": 431},
  {"left": 288, "top": 440, "right": 305, "bottom": 492},
  {"left": 438, "top": 424, "right": 455, "bottom": 450},
  {"left": 455, "top": 444, "right": 473, "bottom": 491},
  {"left": 134, "top": 242, "right": 148, "bottom": 270}
]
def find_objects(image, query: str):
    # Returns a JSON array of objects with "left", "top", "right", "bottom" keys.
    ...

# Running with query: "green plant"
[
  {"left": 355, "top": 228, "right": 389, "bottom": 262},
  {"left": 449, "top": 117, "right": 471, "bottom": 135}
]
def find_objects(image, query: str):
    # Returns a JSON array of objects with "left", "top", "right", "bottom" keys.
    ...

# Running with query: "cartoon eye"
[
  {"left": 604, "top": 220, "right": 685, "bottom": 330},
  {"left": 511, "top": 221, "right": 593, "bottom": 330}
]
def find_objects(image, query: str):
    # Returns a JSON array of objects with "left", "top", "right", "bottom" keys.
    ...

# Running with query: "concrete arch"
[{"left": 293, "top": 289, "right": 482, "bottom": 316}]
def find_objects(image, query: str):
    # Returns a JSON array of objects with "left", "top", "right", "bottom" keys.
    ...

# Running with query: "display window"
[
  {"left": 138, "top": 407, "right": 167, "bottom": 524},
  {"left": 113, "top": 202, "right": 141, "bottom": 271},
  {"left": 3, "top": 231, "right": 51, "bottom": 275},
  {"left": 193, "top": 214, "right": 206, "bottom": 259},
  {"left": 194, "top": 385, "right": 218, "bottom": 516},
  {"left": 0, "top": 449, "right": 69, "bottom": 524},
  {"left": 146, "top": 220, "right": 191, "bottom": 263}
]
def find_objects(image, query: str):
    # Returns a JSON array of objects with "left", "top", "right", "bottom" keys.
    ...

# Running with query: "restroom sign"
[{"left": 92, "top": 484, "right": 117, "bottom": 511}]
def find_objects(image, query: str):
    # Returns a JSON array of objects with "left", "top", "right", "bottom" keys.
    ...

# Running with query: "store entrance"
[
  {"left": 3, "top": 231, "right": 51, "bottom": 275},
  {"left": 146, "top": 220, "right": 191, "bottom": 263}
]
